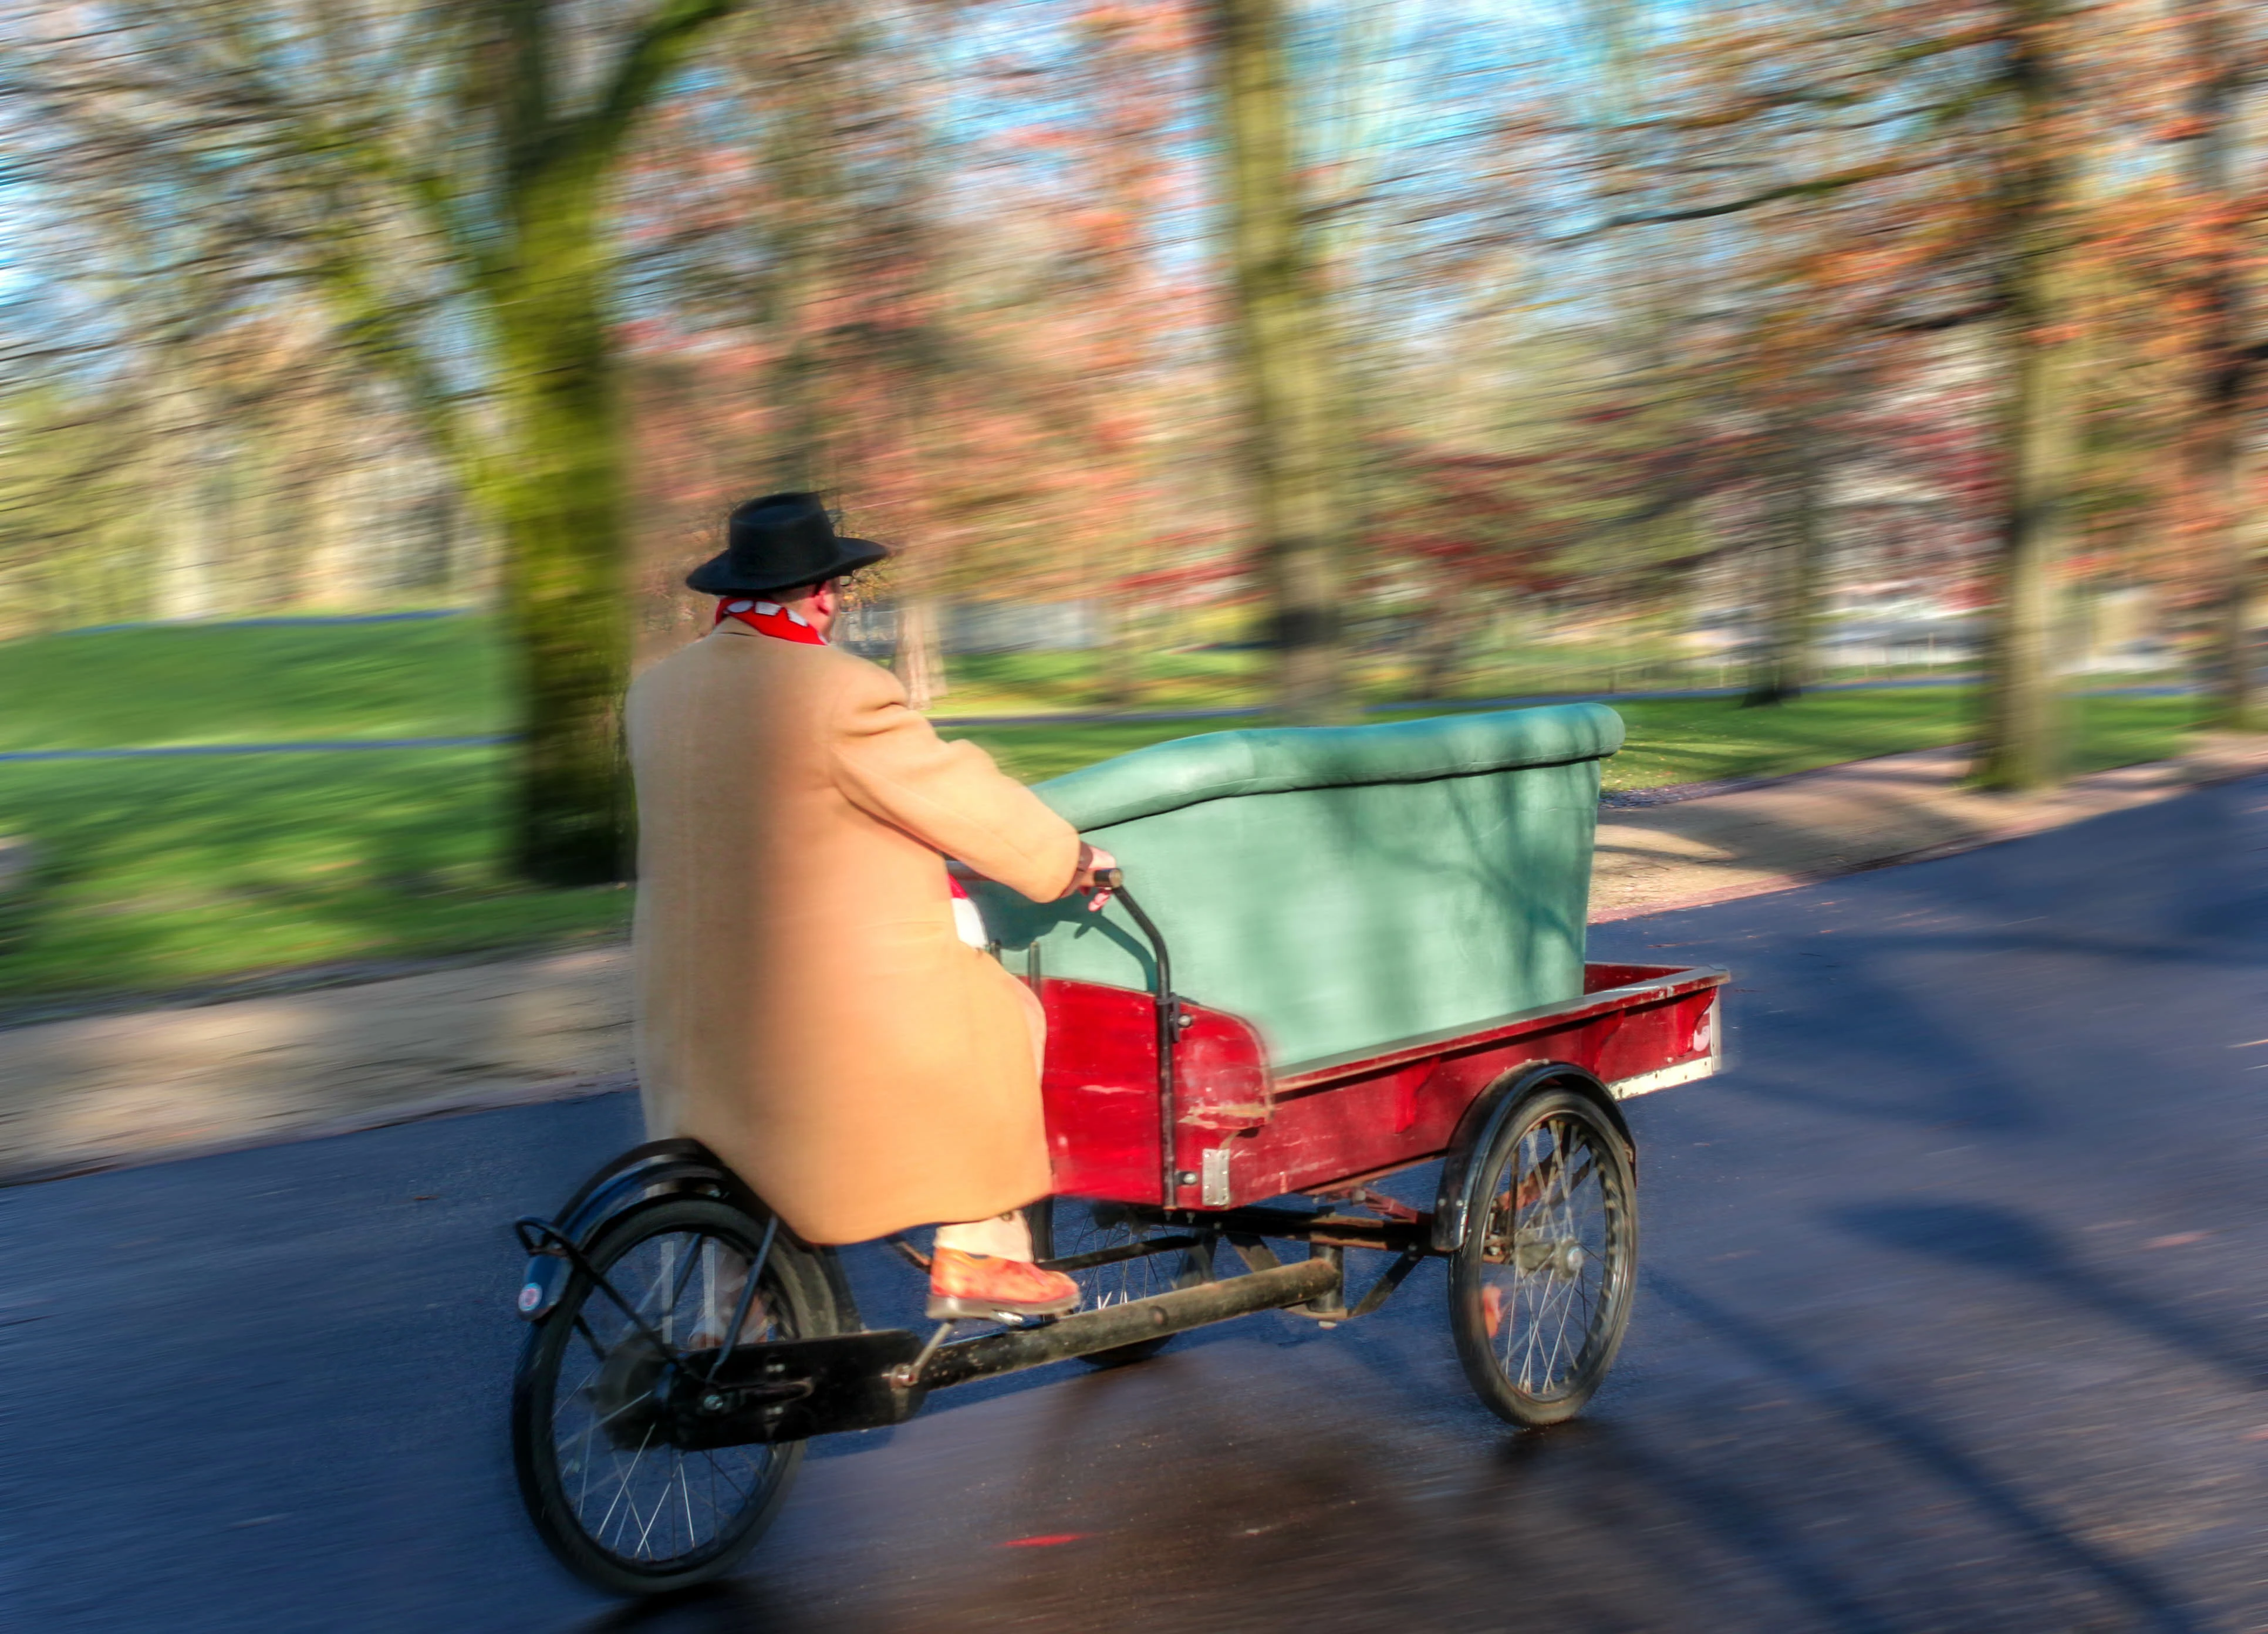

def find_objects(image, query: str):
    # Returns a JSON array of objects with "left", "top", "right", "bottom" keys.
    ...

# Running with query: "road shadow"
[
  {"left": 1465, "top": 1420, "right": 1909, "bottom": 1634},
  {"left": 1832, "top": 1200, "right": 2267, "bottom": 1390},
  {"left": 572, "top": 1578, "right": 815, "bottom": 1634},
  {"left": 1646, "top": 1271, "right": 2206, "bottom": 1634}
]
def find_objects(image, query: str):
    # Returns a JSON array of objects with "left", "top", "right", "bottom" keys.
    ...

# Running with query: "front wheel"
[
  {"left": 511, "top": 1196, "right": 843, "bottom": 1596},
  {"left": 1448, "top": 1087, "right": 1638, "bottom": 1427}
]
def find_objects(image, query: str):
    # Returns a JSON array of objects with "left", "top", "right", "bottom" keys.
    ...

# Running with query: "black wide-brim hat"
[{"left": 686, "top": 492, "right": 889, "bottom": 596}]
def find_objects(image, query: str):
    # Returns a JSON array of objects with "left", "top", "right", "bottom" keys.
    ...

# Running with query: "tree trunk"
[
  {"left": 1096, "top": 590, "right": 1141, "bottom": 706},
  {"left": 2209, "top": 454, "right": 2262, "bottom": 729},
  {"left": 2182, "top": 0, "right": 2262, "bottom": 729},
  {"left": 160, "top": 478, "right": 217, "bottom": 621},
  {"left": 1977, "top": 309, "right": 2073, "bottom": 789},
  {"left": 2189, "top": 356, "right": 2259, "bottom": 728},
  {"left": 161, "top": 427, "right": 221, "bottom": 622},
  {"left": 1744, "top": 420, "right": 1825, "bottom": 707},
  {"left": 1206, "top": 0, "right": 1349, "bottom": 724},
  {"left": 896, "top": 596, "right": 946, "bottom": 711},
  {"left": 465, "top": 0, "right": 743, "bottom": 885},
  {"left": 492, "top": 170, "right": 633, "bottom": 886},
  {"left": 762, "top": 27, "right": 843, "bottom": 494},
  {"left": 1413, "top": 590, "right": 1481, "bottom": 701},
  {"left": 1094, "top": 454, "right": 1159, "bottom": 706},
  {"left": 1974, "top": 5, "right": 2074, "bottom": 791}
]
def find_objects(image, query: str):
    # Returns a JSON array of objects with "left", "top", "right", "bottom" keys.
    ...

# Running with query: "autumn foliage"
[{"left": 0, "top": 0, "right": 2259, "bottom": 858}]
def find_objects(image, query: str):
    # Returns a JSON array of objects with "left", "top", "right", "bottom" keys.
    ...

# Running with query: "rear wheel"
[
  {"left": 1031, "top": 1199, "right": 1211, "bottom": 1366},
  {"left": 1448, "top": 1088, "right": 1637, "bottom": 1427},
  {"left": 511, "top": 1197, "right": 843, "bottom": 1596}
]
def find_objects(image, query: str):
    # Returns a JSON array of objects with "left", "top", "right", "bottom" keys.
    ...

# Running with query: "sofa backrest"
[{"left": 968, "top": 703, "right": 1623, "bottom": 1072}]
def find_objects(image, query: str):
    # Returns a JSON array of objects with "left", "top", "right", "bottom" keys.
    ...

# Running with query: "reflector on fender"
[{"left": 517, "top": 1255, "right": 569, "bottom": 1321}]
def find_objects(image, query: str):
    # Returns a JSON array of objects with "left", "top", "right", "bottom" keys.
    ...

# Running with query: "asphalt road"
[{"left": 8, "top": 775, "right": 2264, "bottom": 1634}]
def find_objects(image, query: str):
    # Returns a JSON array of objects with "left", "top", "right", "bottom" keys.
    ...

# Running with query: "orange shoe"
[{"left": 927, "top": 1246, "right": 1080, "bottom": 1321}]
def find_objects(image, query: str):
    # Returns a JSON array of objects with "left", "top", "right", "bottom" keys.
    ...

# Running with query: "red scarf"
[{"left": 713, "top": 597, "right": 827, "bottom": 645}]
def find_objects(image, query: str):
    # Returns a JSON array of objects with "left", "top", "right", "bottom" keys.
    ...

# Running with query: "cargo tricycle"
[{"left": 505, "top": 860, "right": 1726, "bottom": 1595}]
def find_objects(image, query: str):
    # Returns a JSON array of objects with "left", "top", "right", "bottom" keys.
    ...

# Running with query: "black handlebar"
[
  {"left": 970, "top": 857, "right": 1174, "bottom": 1200},
  {"left": 1093, "top": 873, "right": 1185, "bottom": 1206}
]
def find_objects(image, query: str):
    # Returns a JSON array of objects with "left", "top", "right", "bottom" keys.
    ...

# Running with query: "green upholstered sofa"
[{"left": 968, "top": 702, "right": 1624, "bottom": 1072}]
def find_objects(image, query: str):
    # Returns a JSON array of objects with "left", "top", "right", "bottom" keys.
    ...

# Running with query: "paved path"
[
  {"left": 5, "top": 775, "right": 2262, "bottom": 1632},
  {"left": 2, "top": 735, "right": 2262, "bottom": 1184},
  {"left": 1588, "top": 734, "right": 2268, "bottom": 919}
]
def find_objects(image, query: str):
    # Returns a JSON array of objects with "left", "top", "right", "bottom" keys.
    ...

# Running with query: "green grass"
[
  {"left": 1604, "top": 690, "right": 1976, "bottom": 791},
  {"left": 0, "top": 615, "right": 1959, "bottom": 747},
  {"left": 938, "top": 650, "right": 1268, "bottom": 714},
  {"left": 946, "top": 688, "right": 2200, "bottom": 788},
  {"left": 926, "top": 642, "right": 1963, "bottom": 715},
  {"left": 0, "top": 751, "right": 627, "bottom": 1000},
  {"left": 0, "top": 619, "right": 507, "bottom": 750},
  {"left": 0, "top": 616, "right": 2209, "bottom": 1001}
]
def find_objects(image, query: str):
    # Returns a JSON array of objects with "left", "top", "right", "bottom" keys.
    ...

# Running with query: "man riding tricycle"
[{"left": 505, "top": 495, "right": 1726, "bottom": 1595}]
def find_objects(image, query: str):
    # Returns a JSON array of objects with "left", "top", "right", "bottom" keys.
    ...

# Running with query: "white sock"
[{"left": 934, "top": 1211, "right": 1034, "bottom": 1261}]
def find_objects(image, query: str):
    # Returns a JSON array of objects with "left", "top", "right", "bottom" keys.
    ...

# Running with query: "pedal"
[
  {"left": 995, "top": 1309, "right": 1063, "bottom": 1329},
  {"left": 923, "top": 1295, "right": 1076, "bottom": 1323}
]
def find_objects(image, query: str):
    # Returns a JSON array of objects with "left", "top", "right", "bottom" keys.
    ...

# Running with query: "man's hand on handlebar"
[{"left": 1069, "top": 844, "right": 1119, "bottom": 912}]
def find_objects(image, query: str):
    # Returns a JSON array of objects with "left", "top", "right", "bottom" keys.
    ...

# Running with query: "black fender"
[
  {"left": 1430, "top": 1063, "right": 1635, "bottom": 1255},
  {"left": 511, "top": 1137, "right": 859, "bottom": 1329}
]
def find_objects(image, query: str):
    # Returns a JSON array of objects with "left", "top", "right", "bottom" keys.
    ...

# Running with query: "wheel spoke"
[
  {"left": 667, "top": 1233, "right": 712, "bottom": 1320},
  {"left": 1045, "top": 1200, "right": 1202, "bottom": 1361},
  {"left": 531, "top": 1214, "right": 804, "bottom": 1577},
  {"left": 700, "top": 1449, "right": 756, "bottom": 1503},
  {"left": 595, "top": 1423, "right": 653, "bottom": 1546},
  {"left": 1543, "top": 1244, "right": 1582, "bottom": 1382},
  {"left": 1469, "top": 1106, "right": 1629, "bottom": 1409}
]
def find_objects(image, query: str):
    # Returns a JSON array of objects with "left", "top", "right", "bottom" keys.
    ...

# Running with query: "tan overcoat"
[{"left": 627, "top": 623, "right": 1082, "bottom": 1245}]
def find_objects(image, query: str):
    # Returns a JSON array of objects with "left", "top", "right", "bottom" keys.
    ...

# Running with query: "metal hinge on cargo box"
[{"left": 1201, "top": 1146, "right": 1233, "bottom": 1206}]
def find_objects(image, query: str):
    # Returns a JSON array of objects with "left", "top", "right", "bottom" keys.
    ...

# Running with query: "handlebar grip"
[{"left": 1091, "top": 866, "right": 1123, "bottom": 892}]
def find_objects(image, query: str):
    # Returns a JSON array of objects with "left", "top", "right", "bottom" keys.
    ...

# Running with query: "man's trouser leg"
[
  {"left": 934, "top": 1212, "right": 1034, "bottom": 1259},
  {"left": 933, "top": 977, "right": 1049, "bottom": 1261},
  {"left": 926, "top": 979, "right": 1077, "bottom": 1315}
]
